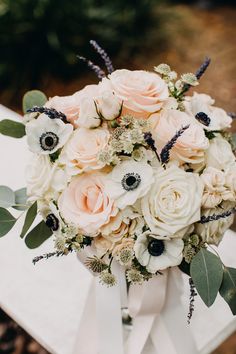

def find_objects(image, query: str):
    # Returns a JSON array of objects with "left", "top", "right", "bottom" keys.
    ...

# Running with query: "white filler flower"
[
  {"left": 134, "top": 232, "right": 184, "bottom": 273},
  {"left": 26, "top": 114, "right": 73, "bottom": 154},
  {"left": 105, "top": 160, "right": 154, "bottom": 209}
]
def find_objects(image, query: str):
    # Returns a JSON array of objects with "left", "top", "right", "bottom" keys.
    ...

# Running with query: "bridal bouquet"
[{"left": 0, "top": 42, "right": 236, "bottom": 317}]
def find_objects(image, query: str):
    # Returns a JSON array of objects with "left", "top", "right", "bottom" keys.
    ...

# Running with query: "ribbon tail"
[
  {"left": 151, "top": 268, "right": 198, "bottom": 354},
  {"left": 73, "top": 279, "right": 98, "bottom": 354}
]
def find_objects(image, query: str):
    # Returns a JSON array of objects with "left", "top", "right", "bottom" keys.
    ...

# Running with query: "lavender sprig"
[
  {"left": 27, "top": 107, "right": 67, "bottom": 123},
  {"left": 195, "top": 57, "right": 211, "bottom": 80},
  {"left": 144, "top": 132, "right": 160, "bottom": 162},
  {"left": 188, "top": 278, "right": 197, "bottom": 324},
  {"left": 160, "top": 125, "right": 190, "bottom": 165},
  {"left": 77, "top": 55, "right": 106, "bottom": 80},
  {"left": 181, "top": 57, "right": 211, "bottom": 95},
  {"left": 33, "top": 251, "right": 67, "bottom": 265},
  {"left": 200, "top": 208, "right": 236, "bottom": 224},
  {"left": 90, "top": 40, "right": 114, "bottom": 74}
]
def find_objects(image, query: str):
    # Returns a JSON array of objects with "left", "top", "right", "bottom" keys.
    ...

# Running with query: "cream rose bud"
[
  {"left": 205, "top": 135, "right": 235, "bottom": 171},
  {"left": 100, "top": 69, "right": 169, "bottom": 119},
  {"left": 201, "top": 167, "right": 234, "bottom": 209},
  {"left": 185, "top": 93, "right": 232, "bottom": 131},
  {"left": 45, "top": 93, "right": 80, "bottom": 126},
  {"left": 141, "top": 165, "right": 203, "bottom": 238},
  {"left": 96, "top": 90, "right": 121, "bottom": 120},
  {"left": 26, "top": 155, "right": 68, "bottom": 201},
  {"left": 195, "top": 202, "right": 235, "bottom": 246},
  {"left": 150, "top": 109, "right": 209, "bottom": 165},
  {"left": 74, "top": 85, "right": 101, "bottom": 128},
  {"left": 58, "top": 172, "right": 118, "bottom": 236},
  {"left": 60, "top": 127, "right": 110, "bottom": 175}
]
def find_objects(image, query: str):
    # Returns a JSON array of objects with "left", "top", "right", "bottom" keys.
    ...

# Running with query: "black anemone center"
[
  {"left": 148, "top": 239, "right": 165, "bottom": 257},
  {"left": 39, "top": 132, "right": 59, "bottom": 151},
  {"left": 121, "top": 173, "right": 141, "bottom": 191},
  {"left": 195, "top": 112, "right": 211, "bottom": 126},
  {"left": 46, "top": 213, "right": 59, "bottom": 231}
]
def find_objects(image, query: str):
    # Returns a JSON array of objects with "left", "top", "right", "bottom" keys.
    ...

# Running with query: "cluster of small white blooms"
[
  {"left": 97, "top": 148, "right": 120, "bottom": 165},
  {"left": 154, "top": 63, "right": 177, "bottom": 82},
  {"left": 181, "top": 73, "right": 199, "bottom": 86},
  {"left": 54, "top": 234, "right": 67, "bottom": 252},
  {"left": 99, "top": 270, "right": 117, "bottom": 287},
  {"left": 23, "top": 65, "right": 235, "bottom": 284},
  {"left": 183, "top": 234, "right": 201, "bottom": 263},
  {"left": 126, "top": 268, "right": 144, "bottom": 285}
]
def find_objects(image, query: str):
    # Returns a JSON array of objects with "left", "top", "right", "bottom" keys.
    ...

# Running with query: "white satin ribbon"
[
  {"left": 126, "top": 271, "right": 168, "bottom": 354},
  {"left": 75, "top": 250, "right": 125, "bottom": 354},
  {"left": 75, "top": 251, "right": 198, "bottom": 354}
]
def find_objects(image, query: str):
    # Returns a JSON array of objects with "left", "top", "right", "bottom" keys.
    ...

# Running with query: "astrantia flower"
[
  {"left": 134, "top": 232, "right": 184, "bottom": 273},
  {"left": 105, "top": 160, "right": 154, "bottom": 210},
  {"left": 25, "top": 114, "right": 73, "bottom": 155}
]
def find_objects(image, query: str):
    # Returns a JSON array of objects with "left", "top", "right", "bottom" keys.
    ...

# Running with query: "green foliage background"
[{"left": 0, "top": 0, "right": 156, "bottom": 90}]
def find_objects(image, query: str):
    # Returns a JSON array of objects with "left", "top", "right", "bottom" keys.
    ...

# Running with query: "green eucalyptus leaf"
[
  {"left": 14, "top": 188, "right": 28, "bottom": 211},
  {"left": 23, "top": 90, "right": 47, "bottom": 114},
  {"left": 190, "top": 248, "right": 223, "bottom": 307},
  {"left": 0, "top": 207, "right": 16, "bottom": 237},
  {"left": 0, "top": 186, "right": 15, "bottom": 208},
  {"left": 219, "top": 267, "right": 236, "bottom": 315},
  {"left": 25, "top": 220, "right": 52, "bottom": 249},
  {"left": 0, "top": 119, "right": 25, "bottom": 138},
  {"left": 20, "top": 201, "right": 37, "bottom": 239}
]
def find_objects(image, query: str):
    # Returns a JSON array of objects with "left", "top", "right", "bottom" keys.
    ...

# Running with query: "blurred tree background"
[{"left": 0, "top": 0, "right": 235, "bottom": 113}]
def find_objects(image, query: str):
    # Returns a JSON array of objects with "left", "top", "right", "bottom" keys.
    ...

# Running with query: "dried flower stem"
[
  {"left": 27, "top": 107, "right": 67, "bottom": 123},
  {"left": 228, "top": 112, "right": 236, "bottom": 119},
  {"left": 32, "top": 251, "right": 68, "bottom": 265},
  {"left": 181, "top": 57, "right": 211, "bottom": 95},
  {"left": 195, "top": 57, "right": 211, "bottom": 80},
  {"left": 188, "top": 277, "right": 197, "bottom": 324},
  {"left": 144, "top": 132, "right": 160, "bottom": 162},
  {"left": 77, "top": 55, "right": 106, "bottom": 79},
  {"left": 200, "top": 207, "right": 236, "bottom": 224},
  {"left": 90, "top": 40, "right": 114, "bottom": 74},
  {"left": 160, "top": 125, "right": 190, "bottom": 165}
]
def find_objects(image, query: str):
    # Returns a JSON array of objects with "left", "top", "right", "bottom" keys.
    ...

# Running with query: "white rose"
[
  {"left": 26, "top": 155, "right": 68, "bottom": 201},
  {"left": 195, "top": 202, "right": 235, "bottom": 245},
  {"left": 201, "top": 167, "right": 234, "bottom": 208},
  {"left": 96, "top": 90, "right": 121, "bottom": 120},
  {"left": 141, "top": 165, "right": 203, "bottom": 238},
  {"left": 184, "top": 92, "right": 232, "bottom": 131},
  {"left": 205, "top": 135, "right": 235, "bottom": 170}
]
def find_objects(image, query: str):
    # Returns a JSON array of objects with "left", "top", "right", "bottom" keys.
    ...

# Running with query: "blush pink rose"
[
  {"left": 99, "top": 69, "right": 169, "bottom": 119},
  {"left": 58, "top": 172, "right": 118, "bottom": 235},
  {"left": 46, "top": 94, "right": 80, "bottom": 126},
  {"left": 60, "top": 127, "right": 110, "bottom": 175},
  {"left": 150, "top": 109, "right": 209, "bottom": 165}
]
